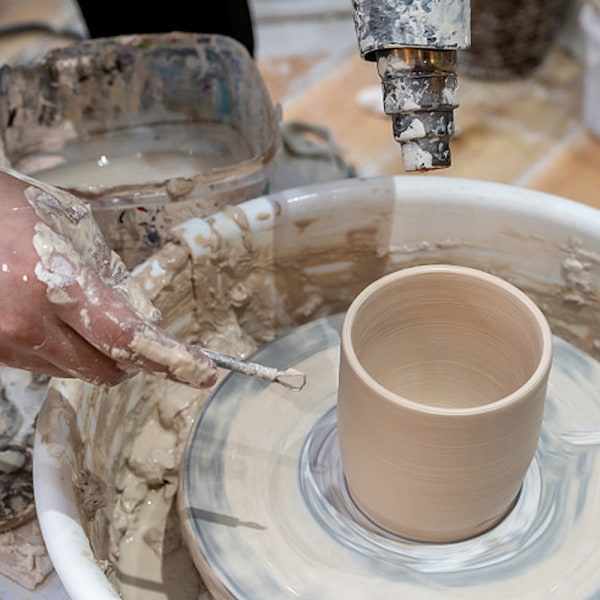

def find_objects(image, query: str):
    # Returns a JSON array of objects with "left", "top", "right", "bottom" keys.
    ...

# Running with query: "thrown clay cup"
[{"left": 337, "top": 264, "right": 553, "bottom": 543}]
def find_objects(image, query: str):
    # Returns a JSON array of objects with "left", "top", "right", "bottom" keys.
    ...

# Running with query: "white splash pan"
[{"left": 33, "top": 176, "right": 600, "bottom": 600}]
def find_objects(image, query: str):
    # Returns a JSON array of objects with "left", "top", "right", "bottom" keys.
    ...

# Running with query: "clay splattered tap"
[
  {"left": 197, "top": 347, "right": 307, "bottom": 391},
  {"left": 351, "top": 0, "right": 470, "bottom": 171}
]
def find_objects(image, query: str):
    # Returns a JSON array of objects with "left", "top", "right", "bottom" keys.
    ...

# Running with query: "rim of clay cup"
[{"left": 341, "top": 263, "right": 554, "bottom": 417}]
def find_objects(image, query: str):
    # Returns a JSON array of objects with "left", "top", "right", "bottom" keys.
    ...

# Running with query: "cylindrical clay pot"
[{"left": 337, "top": 264, "right": 553, "bottom": 543}]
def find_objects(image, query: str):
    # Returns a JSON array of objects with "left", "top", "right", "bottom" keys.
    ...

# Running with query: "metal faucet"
[{"left": 351, "top": 0, "right": 471, "bottom": 171}]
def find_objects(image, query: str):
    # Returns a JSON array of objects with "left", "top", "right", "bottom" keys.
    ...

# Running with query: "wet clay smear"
[
  {"left": 0, "top": 445, "right": 34, "bottom": 533},
  {"left": 0, "top": 367, "right": 53, "bottom": 590},
  {"left": 0, "top": 375, "right": 42, "bottom": 532}
]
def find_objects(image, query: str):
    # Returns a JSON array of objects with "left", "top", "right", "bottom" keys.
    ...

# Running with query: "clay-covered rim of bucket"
[{"left": 0, "top": 31, "right": 281, "bottom": 210}]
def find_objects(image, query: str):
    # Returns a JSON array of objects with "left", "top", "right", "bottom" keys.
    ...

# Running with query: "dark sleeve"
[{"left": 76, "top": 0, "right": 255, "bottom": 57}]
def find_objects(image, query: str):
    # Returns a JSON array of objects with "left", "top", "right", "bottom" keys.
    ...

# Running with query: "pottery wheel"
[{"left": 179, "top": 314, "right": 600, "bottom": 599}]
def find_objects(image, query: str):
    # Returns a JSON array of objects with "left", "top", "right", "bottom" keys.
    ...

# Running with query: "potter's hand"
[{"left": 0, "top": 169, "right": 217, "bottom": 388}]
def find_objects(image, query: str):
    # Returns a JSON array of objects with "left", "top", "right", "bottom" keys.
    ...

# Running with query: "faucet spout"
[{"left": 351, "top": 0, "right": 471, "bottom": 171}]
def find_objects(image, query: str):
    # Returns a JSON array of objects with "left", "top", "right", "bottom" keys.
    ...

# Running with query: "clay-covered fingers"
[
  {"left": 0, "top": 169, "right": 216, "bottom": 388},
  {"left": 56, "top": 265, "right": 218, "bottom": 388}
]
